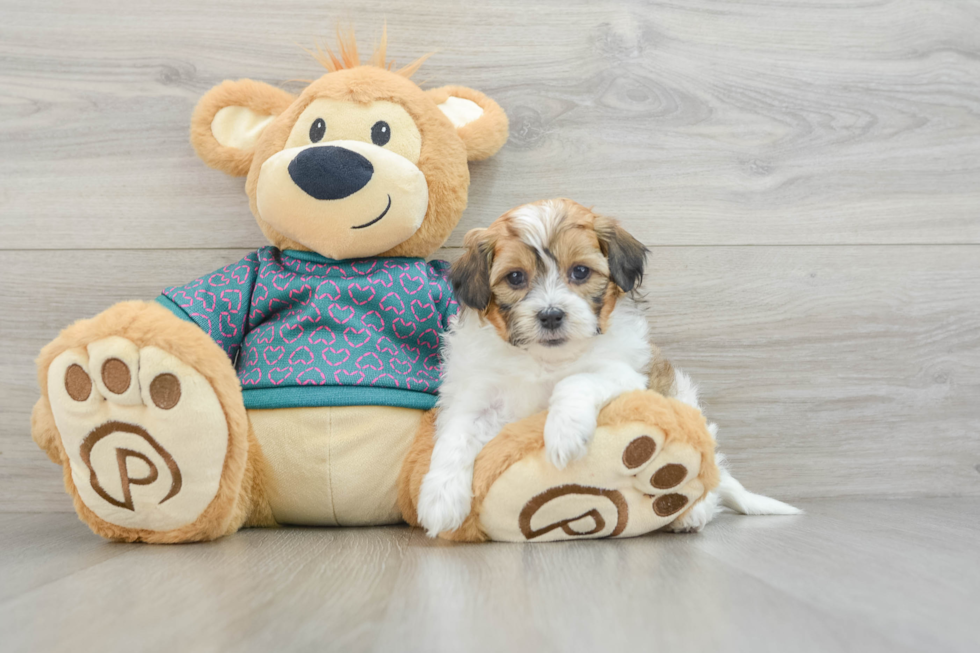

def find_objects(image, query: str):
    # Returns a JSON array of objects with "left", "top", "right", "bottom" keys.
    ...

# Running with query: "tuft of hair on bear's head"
[{"left": 303, "top": 24, "right": 432, "bottom": 78}]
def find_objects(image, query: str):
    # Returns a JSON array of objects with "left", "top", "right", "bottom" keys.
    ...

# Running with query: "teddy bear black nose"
[{"left": 288, "top": 146, "right": 374, "bottom": 201}]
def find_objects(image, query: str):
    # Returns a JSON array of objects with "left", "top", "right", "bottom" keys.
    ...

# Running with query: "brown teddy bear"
[{"left": 31, "top": 31, "right": 717, "bottom": 543}]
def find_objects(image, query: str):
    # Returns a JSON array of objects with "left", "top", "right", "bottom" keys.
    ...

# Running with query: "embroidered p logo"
[
  {"left": 79, "top": 421, "right": 182, "bottom": 511},
  {"left": 518, "top": 484, "right": 629, "bottom": 540}
]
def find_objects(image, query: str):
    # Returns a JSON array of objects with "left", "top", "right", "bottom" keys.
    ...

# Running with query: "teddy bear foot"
[
  {"left": 468, "top": 390, "right": 720, "bottom": 542},
  {"left": 36, "top": 302, "right": 253, "bottom": 542},
  {"left": 46, "top": 337, "right": 237, "bottom": 541}
]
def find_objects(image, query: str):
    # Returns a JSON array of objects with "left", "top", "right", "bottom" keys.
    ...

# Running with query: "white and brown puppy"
[{"left": 417, "top": 198, "right": 799, "bottom": 537}]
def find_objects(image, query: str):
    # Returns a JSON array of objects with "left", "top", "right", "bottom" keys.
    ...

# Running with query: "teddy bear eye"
[
  {"left": 371, "top": 121, "right": 391, "bottom": 146},
  {"left": 309, "top": 118, "right": 326, "bottom": 143}
]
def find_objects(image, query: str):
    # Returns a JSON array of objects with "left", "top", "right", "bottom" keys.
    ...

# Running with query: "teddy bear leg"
[
  {"left": 33, "top": 300, "right": 259, "bottom": 543},
  {"left": 428, "top": 390, "right": 720, "bottom": 543}
]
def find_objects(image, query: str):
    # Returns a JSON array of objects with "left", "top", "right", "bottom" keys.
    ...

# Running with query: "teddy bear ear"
[
  {"left": 427, "top": 86, "right": 509, "bottom": 162},
  {"left": 190, "top": 79, "right": 295, "bottom": 177}
]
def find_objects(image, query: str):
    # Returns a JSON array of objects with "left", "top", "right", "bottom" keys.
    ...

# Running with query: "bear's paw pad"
[
  {"left": 47, "top": 337, "right": 230, "bottom": 534},
  {"left": 481, "top": 420, "right": 707, "bottom": 542}
]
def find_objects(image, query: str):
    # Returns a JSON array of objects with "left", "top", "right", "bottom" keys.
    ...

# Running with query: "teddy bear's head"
[{"left": 190, "top": 31, "right": 508, "bottom": 260}]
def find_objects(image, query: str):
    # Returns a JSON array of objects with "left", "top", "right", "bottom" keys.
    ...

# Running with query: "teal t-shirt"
[{"left": 156, "top": 247, "right": 458, "bottom": 410}]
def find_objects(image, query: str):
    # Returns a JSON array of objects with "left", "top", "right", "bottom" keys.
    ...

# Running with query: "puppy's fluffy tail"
[
  {"left": 670, "top": 370, "right": 802, "bottom": 516},
  {"left": 716, "top": 462, "right": 802, "bottom": 515}
]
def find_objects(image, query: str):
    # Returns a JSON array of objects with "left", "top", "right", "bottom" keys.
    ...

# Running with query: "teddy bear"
[{"left": 30, "top": 30, "right": 718, "bottom": 543}]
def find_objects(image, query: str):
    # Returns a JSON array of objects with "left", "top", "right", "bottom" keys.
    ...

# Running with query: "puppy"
[{"left": 417, "top": 199, "right": 799, "bottom": 537}]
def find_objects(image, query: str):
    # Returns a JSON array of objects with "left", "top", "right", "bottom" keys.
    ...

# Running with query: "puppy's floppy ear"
[
  {"left": 450, "top": 228, "right": 495, "bottom": 310},
  {"left": 190, "top": 79, "right": 295, "bottom": 177},
  {"left": 595, "top": 215, "right": 648, "bottom": 292},
  {"left": 427, "top": 86, "right": 509, "bottom": 161}
]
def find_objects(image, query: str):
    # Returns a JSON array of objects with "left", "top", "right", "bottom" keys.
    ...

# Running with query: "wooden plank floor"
[
  {"left": 1, "top": 499, "right": 977, "bottom": 653},
  {"left": 1, "top": 2, "right": 979, "bottom": 651}
]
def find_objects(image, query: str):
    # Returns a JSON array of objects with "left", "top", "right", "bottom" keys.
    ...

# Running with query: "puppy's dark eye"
[
  {"left": 310, "top": 118, "right": 326, "bottom": 143},
  {"left": 570, "top": 265, "right": 591, "bottom": 282},
  {"left": 506, "top": 270, "right": 526, "bottom": 288},
  {"left": 371, "top": 121, "right": 391, "bottom": 146}
]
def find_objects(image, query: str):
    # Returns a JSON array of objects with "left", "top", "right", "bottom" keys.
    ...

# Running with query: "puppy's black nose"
[
  {"left": 288, "top": 146, "right": 373, "bottom": 200},
  {"left": 537, "top": 307, "right": 565, "bottom": 330}
]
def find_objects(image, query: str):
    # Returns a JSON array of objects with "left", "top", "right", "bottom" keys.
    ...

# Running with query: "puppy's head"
[{"left": 451, "top": 199, "right": 647, "bottom": 356}]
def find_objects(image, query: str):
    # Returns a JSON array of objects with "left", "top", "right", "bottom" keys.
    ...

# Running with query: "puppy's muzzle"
[
  {"left": 537, "top": 307, "right": 566, "bottom": 331},
  {"left": 288, "top": 146, "right": 373, "bottom": 201}
]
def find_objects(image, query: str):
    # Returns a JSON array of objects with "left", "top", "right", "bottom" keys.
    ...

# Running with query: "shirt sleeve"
[
  {"left": 155, "top": 251, "right": 260, "bottom": 363},
  {"left": 427, "top": 259, "right": 459, "bottom": 331}
]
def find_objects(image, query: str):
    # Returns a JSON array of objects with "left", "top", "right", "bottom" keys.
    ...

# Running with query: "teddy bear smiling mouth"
[{"left": 350, "top": 194, "right": 392, "bottom": 230}]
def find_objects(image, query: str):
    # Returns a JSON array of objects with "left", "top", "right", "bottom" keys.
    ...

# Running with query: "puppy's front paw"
[
  {"left": 544, "top": 404, "right": 597, "bottom": 470},
  {"left": 417, "top": 470, "right": 473, "bottom": 538}
]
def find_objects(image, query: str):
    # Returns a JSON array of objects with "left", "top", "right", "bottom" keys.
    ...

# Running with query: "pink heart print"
[
  {"left": 315, "top": 279, "right": 341, "bottom": 301},
  {"left": 392, "top": 318, "right": 417, "bottom": 339},
  {"left": 349, "top": 283, "right": 377, "bottom": 306},
  {"left": 170, "top": 290, "right": 193, "bottom": 308},
  {"left": 220, "top": 289, "right": 243, "bottom": 314},
  {"left": 279, "top": 322, "right": 304, "bottom": 344},
  {"left": 375, "top": 336, "right": 399, "bottom": 356},
  {"left": 334, "top": 369, "right": 366, "bottom": 385},
  {"left": 399, "top": 343, "right": 421, "bottom": 363},
  {"left": 208, "top": 272, "right": 231, "bottom": 288},
  {"left": 418, "top": 328, "right": 439, "bottom": 350},
  {"left": 328, "top": 303, "right": 355, "bottom": 324},
  {"left": 350, "top": 259, "right": 378, "bottom": 276},
  {"left": 219, "top": 312, "right": 239, "bottom": 338},
  {"left": 308, "top": 325, "right": 336, "bottom": 346},
  {"left": 289, "top": 346, "right": 315, "bottom": 365},
  {"left": 406, "top": 377, "right": 431, "bottom": 392},
  {"left": 253, "top": 283, "right": 269, "bottom": 302},
  {"left": 297, "top": 367, "right": 326, "bottom": 385},
  {"left": 272, "top": 273, "right": 295, "bottom": 291},
  {"left": 361, "top": 310, "right": 385, "bottom": 332},
  {"left": 263, "top": 346, "right": 285, "bottom": 365},
  {"left": 399, "top": 273, "right": 425, "bottom": 295},
  {"left": 268, "top": 367, "right": 293, "bottom": 385},
  {"left": 194, "top": 289, "right": 217, "bottom": 312},
  {"left": 355, "top": 352, "right": 384, "bottom": 371},
  {"left": 254, "top": 324, "right": 276, "bottom": 344},
  {"left": 379, "top": 292, "right": 406, "bottom": 315},
  {"left": 369, "top": 269, "right": 394, "bottom": 288},
  {"left": 410, "top": 299, "right": 435, "bottom": 323},
  {"left": 371, "top": 373, "right": 400, "bottom": 388},
  {"left": 231, "top": 263, "right": 252, "bottom": 284},
  {"left": 169, "top": 247, "right": 454, "bottom": 400},
  {"left": 343, "top": 327, "right": 370, "bottom": 348},
  {"left": 322, "top": 347, "right": 351, "bottom": 367},
  {"left": 288, "top": 284, "right": 312, "bottom": 303},
  {"left": 389, "top": 358, "right": 412, "bottom": 375}
]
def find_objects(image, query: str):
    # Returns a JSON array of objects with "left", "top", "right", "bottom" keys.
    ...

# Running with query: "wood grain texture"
[
  {"left": 3, "top": 2, "right": 978, "bottom": 649},
  {"left": 2, "top": 0, "right": 980, "bottom": 249},
  {"left": 1, "top": 1, "right": 979, "bottom": 511},
  {"left": 1, "top": 500, "right": 977, "bottom": 653},
  {"left": 2, "top": 247, "right": 977, "bottom": 512}
]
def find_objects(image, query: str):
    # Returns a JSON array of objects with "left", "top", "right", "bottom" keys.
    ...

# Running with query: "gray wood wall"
[{"left": 2, "top": 0, "right": 978, "bottom": 512}]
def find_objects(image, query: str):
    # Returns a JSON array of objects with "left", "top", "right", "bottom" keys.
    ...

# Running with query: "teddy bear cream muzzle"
[{"left": 256, "top": 139, "right": 429, "bottom": 260}]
